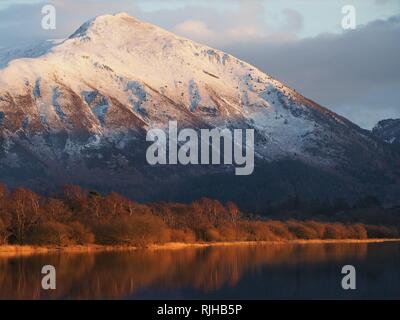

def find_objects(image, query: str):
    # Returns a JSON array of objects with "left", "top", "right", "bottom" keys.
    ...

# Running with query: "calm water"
[{"left": 0, "top": 242, "right": 399, "bottom": 299}]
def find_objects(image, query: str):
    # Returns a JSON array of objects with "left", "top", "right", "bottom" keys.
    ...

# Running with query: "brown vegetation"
[{"left": 0, "top": 183, "right": 398, "bottom": 246}]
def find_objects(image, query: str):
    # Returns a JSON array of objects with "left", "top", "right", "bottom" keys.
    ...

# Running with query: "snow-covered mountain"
[
  {"left": 372, "top": 118, "right": 400, "bottom": 145},
  {"left": 0, "top": 13, "right": 399, "bottom": 208}
]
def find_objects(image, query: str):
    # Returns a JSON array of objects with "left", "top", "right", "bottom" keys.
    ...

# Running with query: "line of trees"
[{"left": 0, "top": 184, "right": 398, "bottom": 246}]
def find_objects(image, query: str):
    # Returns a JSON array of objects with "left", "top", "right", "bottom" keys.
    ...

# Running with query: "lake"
[{"left": 0, "top": 241, "right": 399, "bottom": 299}]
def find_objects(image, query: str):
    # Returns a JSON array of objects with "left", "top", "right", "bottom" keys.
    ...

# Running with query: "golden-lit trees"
[
  {"left": 8, "top": 188, "right": 41, "bottom": 243},
  {"left": 0, "top": 184, "right": 11, "bottom": 244},
  {"left": 169, "top": 228, "right": 197, "bottom": 242},
  {"left": 226, "top": 201, "right": 240, "bottom": 224},
  {"left": 94, "top": 214, "right": 170, "bottom": 246},
  {"left": 61, "top": 185, "right": 88, "bottom": 212},
  {"left": 27, "top": 221, "right": 72, "bottom": 246},
  {"left": 349, "top": 224, "right": 368, "bottom": 239},
  {"left": 287, "top": 220, "right": 320, "bottom": 239},
  {"left": 0, "top": 218, "right": 9, "bottom": 244},
  {"left": 0, "top": 182, "right": 397, "bottom": 246},
  {"left": 43, "top": 198, "right": 72, "bottom": 222}
]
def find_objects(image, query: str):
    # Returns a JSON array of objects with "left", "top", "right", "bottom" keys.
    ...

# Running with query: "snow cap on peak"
[
  {"left": 114, "top": 12, "right": 131, "bottom": 18},
  {"left": 68, "top": 12, "right": 142, "bottom": 39},
  {"left": 97, "top": 12, "right": 139, "bottom": 22}
]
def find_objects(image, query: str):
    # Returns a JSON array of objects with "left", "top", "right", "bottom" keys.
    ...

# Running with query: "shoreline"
[{"left": 0, "top": 238, "right": 399, "bottom": 257}]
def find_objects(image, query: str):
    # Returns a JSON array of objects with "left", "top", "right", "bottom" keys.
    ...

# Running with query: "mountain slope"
[
  {"left": 372, "top": 118, "right": 400, "bottom": 145},
  {"left": 0, "top": 13, "right": 399, "bottom": 208}
]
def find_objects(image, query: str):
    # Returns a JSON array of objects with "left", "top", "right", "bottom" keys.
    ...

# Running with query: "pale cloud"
[
  {"left": 170, "top": 2, "right": 303, "bottom": 46},
  {"left": 226, "top": 26, "right": 261, "bottom": 39},
  {"left": 165, "top": 1, "right": 269, "bottom": 45},
  {"left": 174, "top": 20, "right": 216, "bottom": 41},
  {"left": 174, "top": 19, "right": 266, "bottom": 46}
]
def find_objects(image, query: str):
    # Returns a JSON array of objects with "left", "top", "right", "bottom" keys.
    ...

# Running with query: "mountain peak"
[
  {"left": 114, "top": 12, "right": 132, "bottom": 18},
  {"left": 68, "top": 12, "right": 145, "bottom": 40},
  {"left": 372, "top": 118, "right": 400, "bottom": 144}
]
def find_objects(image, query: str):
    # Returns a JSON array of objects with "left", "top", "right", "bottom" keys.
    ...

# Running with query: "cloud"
[
  {"left": 375, "top": 0, "right": 391, "bottom": 5},
  {"left": 149, "top": 1, "right": 302, "bottom": 46},
  {"left": 161, "top": 1, "right": 269, "bottom": 46},
  {"left": 173, "top": 19, "right": 266, "bottom": 46},
  {"left": 223, "top": 16, "right": 400, "bottom": 128},
  {"left": 282, "top": 8, "right": 303, "bottom": 33},
  {"left": 174, "top": 20, "right": 216, "bottom": 41}
]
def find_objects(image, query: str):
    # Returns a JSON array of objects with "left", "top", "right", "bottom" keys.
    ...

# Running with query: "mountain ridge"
[{"left": 0, "top": 13, "right": 399, "bottom": 209}]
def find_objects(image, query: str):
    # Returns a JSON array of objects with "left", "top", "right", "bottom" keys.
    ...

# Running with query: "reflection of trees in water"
[
  {"left": 0, "top": 253, "right": 96, "bottom": 299},
  {"left": 0, "top": 243, "right": 370, "bottom": 299}
]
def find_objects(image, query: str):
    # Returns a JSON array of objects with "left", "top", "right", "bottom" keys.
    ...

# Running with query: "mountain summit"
[
  {"left": 0, "top": 13, "right": 398, "bottom": 208},
  {"left": 373, "top": 118, "right": 400, "bottom": 145}
]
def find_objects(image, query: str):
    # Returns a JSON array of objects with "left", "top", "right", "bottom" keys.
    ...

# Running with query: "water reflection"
[{"left": 0, "top": 242, "right": 399, "bottom": 299}]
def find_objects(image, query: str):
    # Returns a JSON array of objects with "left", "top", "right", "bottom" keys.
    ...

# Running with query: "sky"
[{"left": 0, "top": 0, "right": 399, "bottom": 128}]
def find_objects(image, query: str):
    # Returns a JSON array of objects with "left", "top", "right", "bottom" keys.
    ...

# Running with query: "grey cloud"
[
  {"left": 375, "top": 0, "right": 391, "bottom": 5},
  {"left": 0, "top": 3, "right": 48, "bottom": 46},
  {"left": 224, "top": 16, "right": 400, "bottom": 129}
]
